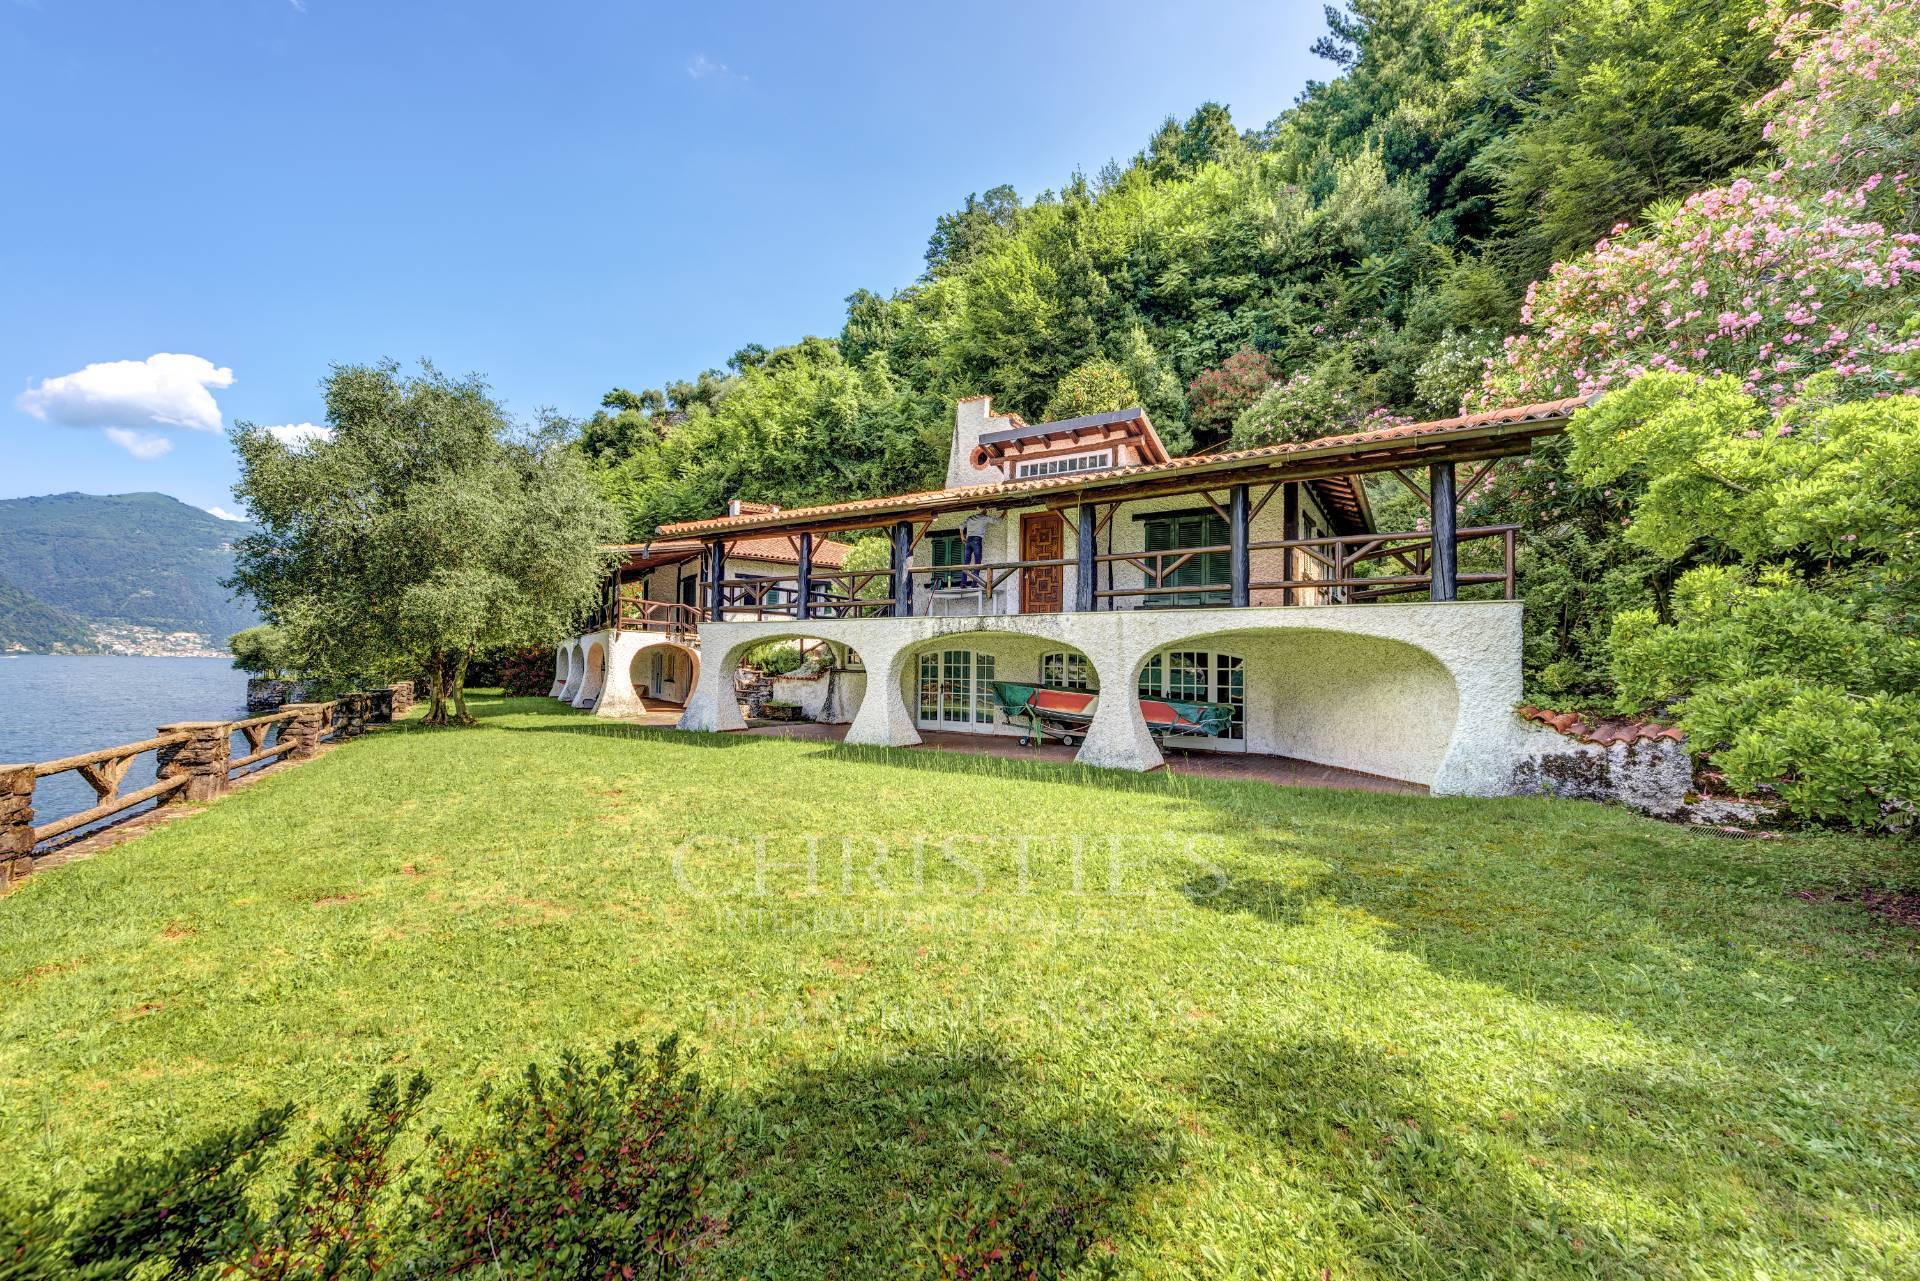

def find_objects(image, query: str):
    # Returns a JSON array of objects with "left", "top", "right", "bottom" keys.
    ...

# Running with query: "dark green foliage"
[
  {"left": 226, "top": 624, "right": 289, "bottom": 677},
  {"left": 0, "top": 493, "right": 259, "bottom": 647},
  {"left": 0, "top": 577, "right": 92, "bottom": 654},
  {"left": 2, "top": 1043, "right": 709, "bottom": 1280},
  {"left": 405, "top": 1038, "right": 713, "bottom": 1279},
  {"left": 62, "top": 1103, "right": 293, "bottom": 1279},
  {"left": 494, "top": 646, "right": 559, "bottom": 696}
]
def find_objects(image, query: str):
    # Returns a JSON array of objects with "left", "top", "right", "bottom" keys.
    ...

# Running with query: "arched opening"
[
  {"left": 627, "top": 641, "right": 700, "bottom": 708},
  {"left": 577, "top": 640, "right": 606, "bottom": 707},
  {"left": 553, "top": 646, "right": 572, "bottom": 695},
  {"left": 723, "top": 635, "right": 868, "bottom": 726},
  {"left": 1132, "top": 627, "right": 1459, "bottom": 786},
  {"left": 897, "top": 634, "right": 1100, "bottom": 743}
]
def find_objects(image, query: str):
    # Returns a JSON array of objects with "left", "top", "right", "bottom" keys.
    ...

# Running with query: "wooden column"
[
  {"left": 706, "top": 540, "right": 727, "bottom": 622},
  {"left": 890, "top": 521, "right": 914, "bottom": 617},
  {"left": 796, "top": 532, "right": 813, "bottom": 622},
  {"left": 1075, "top": 501, "right": 1097, "bottom": 612},
  {"left": 1229, "top": 483, "right": 1250, "bottom": 609},
  {"left": 1430, "top": 461, "right": 1458, "bottom": 602},
  {"left": 1281, "top": 483, "right": 1299, "bottom": 606}
]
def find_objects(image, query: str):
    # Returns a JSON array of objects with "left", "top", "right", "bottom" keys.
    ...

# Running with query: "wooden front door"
[{"left": 1021, "top": 513, "right": 1064, "bottom": 613}]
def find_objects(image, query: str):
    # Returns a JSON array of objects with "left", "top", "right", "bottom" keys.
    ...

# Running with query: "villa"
[{"left": 554, "top": 393, "right": 1589, "bottom": 795}]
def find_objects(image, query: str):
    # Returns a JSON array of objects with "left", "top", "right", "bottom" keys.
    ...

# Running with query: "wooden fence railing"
[{"left": 1, "top": 682, "right": 415, "bottom": 887}]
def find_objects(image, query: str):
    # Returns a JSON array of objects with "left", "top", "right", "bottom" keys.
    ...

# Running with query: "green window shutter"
[{"left": 1143, "top": 514, "right": 1228, "bottom": 608}]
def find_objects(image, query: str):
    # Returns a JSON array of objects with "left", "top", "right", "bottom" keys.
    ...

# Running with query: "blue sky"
[{"left": 0, "top": 0, "right": 1329, "bottom": 518}]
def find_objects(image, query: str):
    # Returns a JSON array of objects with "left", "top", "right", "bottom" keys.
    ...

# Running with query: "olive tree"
[{"left": 229, "top": 360, "right": 620, "bottom": 725}]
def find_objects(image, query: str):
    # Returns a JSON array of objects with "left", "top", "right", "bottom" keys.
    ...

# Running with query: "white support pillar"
[
  {"left": 678, "top": 641, "right": 748, "bottom": 733},
  {"left": 1073, "top": 652, "right": 1162, "bottom": 772},
  {"left": 841, "top": 637, "right": 919, "bottom": 747}
]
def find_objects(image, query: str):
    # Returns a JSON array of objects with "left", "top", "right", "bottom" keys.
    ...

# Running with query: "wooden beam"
[
  {"left": 1229, "top": 484, "right": 1250, "bottom": 609},
  {"left": 1430, "top": 462, "right": 1457, "bottom": 602},
  {"left": 1388, "top": 468, "right": 1431, "bottom": 510},
  {"left": 1076, "top": 501, "right": 1097, "bottom": 612},
  {"left": 795, "top": 532, "right": 813, "bottom": 622}
]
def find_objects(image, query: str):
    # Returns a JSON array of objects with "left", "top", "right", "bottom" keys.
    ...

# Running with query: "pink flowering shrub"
[
  {"left": 1754, "top": 0, "right": 1920, "bottom": 227},
  {"left": 1481, "top": 178, "right": 1920, "bottom": 407},
  {"left": 1480, "top": 0, "right": 1920, "bottom": 410}
]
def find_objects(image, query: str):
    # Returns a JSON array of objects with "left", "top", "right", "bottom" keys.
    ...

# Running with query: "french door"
[
  {"left": 1138, "top": 649, "right": 1246, "bottom": 750},
  {"left": 916, "top": 649, "right": 997, "bottom": 730}
]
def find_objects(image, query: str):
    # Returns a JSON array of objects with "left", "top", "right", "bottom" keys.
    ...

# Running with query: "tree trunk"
[
  {"left": 423, "top": 650, "right": 449, "bottom": 726},
  {"left": 451, "top": 651, "right": 474, "bottom": 725}
]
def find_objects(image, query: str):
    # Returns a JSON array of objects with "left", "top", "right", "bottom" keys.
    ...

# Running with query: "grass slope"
[{"left": 1, "top": 694, "right": 1915, "bottom": 1277}]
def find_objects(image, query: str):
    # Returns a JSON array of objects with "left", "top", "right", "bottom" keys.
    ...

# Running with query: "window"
[
  {"left": 1140, "top": 512, "right": 1230, "bottom": 608},
  {"left": 918, "top": 649, "right": 996, "bottom": 727},
  {"left": 1040, "top": 651, "right": 1095, "bottom": 691},
  {"left": 1138, "top": 650, "right": 1245, "bottom": 742},
  {"left": 1014, "top": 451, "right": 1112, "bottom": 479},
  {"left": 929, "top": 531, "right": 969, "bottom": 590}
]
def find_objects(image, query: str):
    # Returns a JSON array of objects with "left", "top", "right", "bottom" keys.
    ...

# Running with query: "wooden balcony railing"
[
  {"left": 1095, "top": 525, "right": 1518, "bottom": 605},
  {"left": 615, "top": 598, "right": 704, "bottom": 637}
]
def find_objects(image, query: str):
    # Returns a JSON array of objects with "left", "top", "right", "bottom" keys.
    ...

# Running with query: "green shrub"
[
  {"left": 743, "top": 641, "right": 806, "bottom": 675},
  {"left": 0, "top": 1040, "right": 711, "bottom": 1280},
  {"left": 404, "top": 1038, "right": 714, "bottom": 1279}
]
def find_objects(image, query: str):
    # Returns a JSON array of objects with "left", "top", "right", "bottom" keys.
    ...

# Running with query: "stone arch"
[
  {"left": 1130, "top": 625, "right": 1462, "bottom": 788},
  {"left": 572, "top": 639, "right": 606, "bottom": 708},
  {"left": 705, "top": 632, "right": 870, "bottom": 728},
  {"left": 551, "top": 645, "right": 572, "bottom": 698},
  {"left": 626, "top": 639, "right": 701, "bottom": 707},
  {"left": 892, "top": 630, "right": 1106, "bottom": 742},
  {"left": 558, "top": 641, "right": 586, "bottom": 703}
]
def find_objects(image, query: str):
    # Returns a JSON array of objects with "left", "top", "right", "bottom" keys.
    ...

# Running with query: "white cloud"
[
  {"left": 103, "top": 427, "right": 174, "bottom": 459},
  {"left": 18, "top": 353, "right": 234, "bottom": 442},
  {"left": 288, "top": 0, "right": 307, "bottom": 10},
  {"left": 262, "top": 421, "right": 333, "bottom": 448},
  {"left": 686, "top": 53, "right": 743, "bottom": 81},
  {"left": 203, "top": 505, "right": 246, "bottom": 522}
]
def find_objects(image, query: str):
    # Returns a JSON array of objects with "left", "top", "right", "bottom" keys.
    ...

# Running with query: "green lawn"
[{"left": 1, "top": 693, "right": 1916, "bottom": 1277}]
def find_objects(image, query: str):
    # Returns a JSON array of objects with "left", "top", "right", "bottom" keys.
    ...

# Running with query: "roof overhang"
[
  {"left": 969, "top": 406, "right": 1171, "bottom": 469},
  {"left": 660, "top": 396, "right": 1586, "bottom": 541}
]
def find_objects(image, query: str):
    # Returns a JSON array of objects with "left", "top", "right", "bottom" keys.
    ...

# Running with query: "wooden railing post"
[
  {"left": 155, "top": 722, "right": 231, "bottom": 805},
  {"left": 1, "top": 764, "right": 34, "bottom": 882},
  {"left": 1504, "top": 527, "right": 1518, "bottom": 599}
]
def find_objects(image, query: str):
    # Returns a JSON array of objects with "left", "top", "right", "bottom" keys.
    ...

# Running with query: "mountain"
[
  {"left": 0, "top": 493, "right": 260, "bottom": 650},
  {"left": 0, "top": 574, "right": 93, "bottom": 653}
]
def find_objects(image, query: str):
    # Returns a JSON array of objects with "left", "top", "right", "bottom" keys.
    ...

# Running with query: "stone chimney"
[{"left": 946, "top": 395, "right": 1013, "bottom": 489}]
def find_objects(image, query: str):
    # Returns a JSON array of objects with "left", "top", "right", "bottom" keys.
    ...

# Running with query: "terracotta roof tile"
[
  {"left": 1519, "top": 705, "right": 1686, "bottom": 746},
  {"left": 660, "top": 395, "right": 1588, "bottom": 538}
]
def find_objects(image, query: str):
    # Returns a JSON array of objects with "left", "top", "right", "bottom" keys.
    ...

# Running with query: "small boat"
[{"left": 988, "top": 681, "right": 1236, "bottom": 748}]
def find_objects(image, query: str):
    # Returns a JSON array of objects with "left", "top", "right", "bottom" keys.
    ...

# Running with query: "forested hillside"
[
  {"left": 0, "top": 493, "right": 259, "bottom": 648},
  {"left": 585, "top": 0, "right": 1783, "bottom": 534},
  {"left": 0, "top": 575, "right": 92, "bottom": 653}
]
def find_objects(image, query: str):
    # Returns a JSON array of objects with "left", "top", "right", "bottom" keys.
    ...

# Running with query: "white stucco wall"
[{"left": 680, "top": 602, "right": 1530, "bottom": 795}]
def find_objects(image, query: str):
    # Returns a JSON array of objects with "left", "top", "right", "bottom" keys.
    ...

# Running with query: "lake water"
[{"left": 0, "top": 655, "right": 250, "bottom": 838}]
